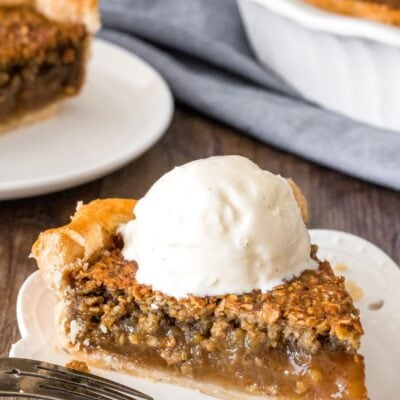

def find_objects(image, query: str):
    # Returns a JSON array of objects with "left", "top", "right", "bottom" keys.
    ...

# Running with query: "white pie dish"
[
  {"left": 10, "top": 229, "right": 400, "bottom": 400},
  {"left": 237, "top": 0, "right": 400, "bottom": 132}
]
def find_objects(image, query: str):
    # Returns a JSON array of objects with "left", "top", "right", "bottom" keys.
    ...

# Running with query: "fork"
[{"left": 0, "top": 358, "right": 153, "bottom": 400}]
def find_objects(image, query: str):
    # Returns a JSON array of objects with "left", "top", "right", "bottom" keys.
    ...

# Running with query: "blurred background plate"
[{"left": 0, "top": 38, "right": 173, "bottom": 200}]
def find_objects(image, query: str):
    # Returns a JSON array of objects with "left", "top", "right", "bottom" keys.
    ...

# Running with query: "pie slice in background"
[{"left": 0, "top": 0, "right": 100, "bottom": 132}]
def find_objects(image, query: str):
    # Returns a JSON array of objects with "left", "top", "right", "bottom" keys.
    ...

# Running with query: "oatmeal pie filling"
[
  {"left": 0, "top": 6, "right": 88, "bottom": 125},
  {"left": 62, "top": 239, "right": 367, "bottom": 400}
]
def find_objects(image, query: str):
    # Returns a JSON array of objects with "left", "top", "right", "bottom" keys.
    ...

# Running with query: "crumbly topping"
[
  {"left": 0, "top": 6, "right": 87, "bottom": 68},
  {"left": 65, "top": 360, "right": 89, "bottom": 373},
  {"left": 72, "top": 244, "right": 363, "bottom": 353}
]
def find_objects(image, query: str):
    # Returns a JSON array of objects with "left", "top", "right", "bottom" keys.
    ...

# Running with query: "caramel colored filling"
[
  {"left": 78, "top": 316, "right": 367, "bottom": 399},
  {"left": 65, "top": 246, "right": 367, "bottom": 399},
  {"left": 0, "top": 6, "right": 88, "bottom": 125}
]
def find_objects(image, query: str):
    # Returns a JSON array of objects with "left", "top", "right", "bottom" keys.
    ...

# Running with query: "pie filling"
[
  {"left": 348, "top": 0, "right": 400, "bottom": 8},
  {"left": 304, "top": 0, "right": 400, "bottom": 26},
  {"left": 63, "top": 243, "right": 367, "bottom": 400},
  {"left": 0, "top": 6, "right": 88, "bottom": 125}
]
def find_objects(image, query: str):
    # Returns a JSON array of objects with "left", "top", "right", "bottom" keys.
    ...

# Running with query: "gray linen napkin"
[{"left": 99, "top": 0, "right": 400, "bottom": 191}]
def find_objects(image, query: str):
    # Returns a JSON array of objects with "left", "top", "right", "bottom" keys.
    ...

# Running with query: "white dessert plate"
[
  {"left": 10, "top": 230, "right": 400, "bottom": 400},
  {"left": 0, "top": 39, "right": 173, "bottom": 200}
]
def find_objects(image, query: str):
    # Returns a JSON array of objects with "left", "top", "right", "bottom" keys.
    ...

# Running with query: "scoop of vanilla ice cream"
[{"left": 120, "top": 155, "right": 316, "bottom": 298}]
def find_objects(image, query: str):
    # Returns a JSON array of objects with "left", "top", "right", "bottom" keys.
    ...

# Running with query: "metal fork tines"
[{"left": 0, "top": 358, "right": 153, "bottom": 400}]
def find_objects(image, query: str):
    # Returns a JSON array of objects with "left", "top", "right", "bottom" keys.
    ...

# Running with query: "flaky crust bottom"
[{"left": 0, "top": 102, "right": 61, "bottom": 134}]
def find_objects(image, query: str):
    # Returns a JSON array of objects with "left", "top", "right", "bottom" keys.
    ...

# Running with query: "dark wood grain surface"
[{"left": 0, "top": 106, "right": 399, "bottom": 362}]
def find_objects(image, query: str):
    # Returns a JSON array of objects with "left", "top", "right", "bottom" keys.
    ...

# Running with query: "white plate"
[
  {"left": 238, "top": 0, "right": 400, "bottom": 132},
  {"left": 10, "top": 230, "right": 400, "bottom": 400},
  {"left": 0, "top": 39, "right": 173, "bottom": 200}
]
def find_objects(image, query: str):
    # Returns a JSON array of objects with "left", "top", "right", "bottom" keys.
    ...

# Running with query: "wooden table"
[{"left": 1, "top": 107, "right": 399, "bottom": 360}]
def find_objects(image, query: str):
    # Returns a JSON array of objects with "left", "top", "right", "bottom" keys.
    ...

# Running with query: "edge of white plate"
[
  {"left": 0, "top": 38, "right": 174, "bottom": 200},
  {"left": 309, "top": 229, "right": 400, "bottom": 273}
]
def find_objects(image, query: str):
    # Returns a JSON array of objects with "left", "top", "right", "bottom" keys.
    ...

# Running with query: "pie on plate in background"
[
  {"left": 31, "top": 156, "right": 368, "bottom": 399},
  {"left": 304, "top": 0, "right": 400, "bottom": 26},
  {"left": 0, "top": 0, "right": 99, "bottom": 132}
]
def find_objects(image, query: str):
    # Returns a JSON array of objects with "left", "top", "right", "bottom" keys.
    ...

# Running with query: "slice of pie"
[
  {"left": 304, "top": 0, "right": 400, "bottom": 26},
  {"left": 0, "top": 0, "right": 99, "bottom": 132},
  {"left": 32, "top": 186, "right": 368, "bottom": 400}
]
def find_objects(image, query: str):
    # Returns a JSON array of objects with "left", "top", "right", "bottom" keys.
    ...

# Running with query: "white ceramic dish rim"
[
  {"left": 0, "top": 39, "right": 174, "bottom": 196},
  {"left": 248, "top": 0, "right": 400, "bottom": 47}
]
